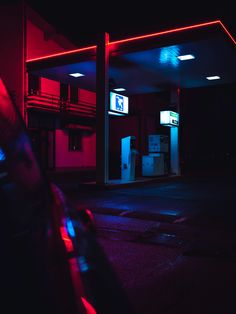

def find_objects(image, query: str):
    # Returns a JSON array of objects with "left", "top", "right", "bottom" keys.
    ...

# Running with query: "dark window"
[
  {"left": 28, "top": 74, "right": 40, "bottom": 94},
  {"left": 68, "top": 130, "right": 82, "bottom": 151},
  {"left": 60, "top": 83, "right": 68, "bottom": 101},
  {"left": 70, "top": 85, "right": 78, "bottom": 103}
]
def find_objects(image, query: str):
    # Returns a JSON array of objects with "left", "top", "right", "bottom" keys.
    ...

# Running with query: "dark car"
[{"left": 0, "top": 78, "right": 133, "bottom": 314}]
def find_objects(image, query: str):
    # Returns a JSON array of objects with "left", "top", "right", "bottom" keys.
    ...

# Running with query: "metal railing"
[{"left": 26, "top": 90, "right": 96, "bottom": 118}]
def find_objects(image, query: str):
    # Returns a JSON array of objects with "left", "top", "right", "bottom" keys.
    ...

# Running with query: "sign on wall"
[
  {"left": 160, "top": 110, "right": 179, "bottom": 127},
  {"left": 110, "top": 92, "right": 129, "bottom": 115}
]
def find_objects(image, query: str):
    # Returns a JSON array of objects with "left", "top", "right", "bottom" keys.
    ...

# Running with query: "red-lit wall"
[
  {"left": 78, "top": 88, "right": 96, "bottom": 104},
  {"left": 55, "top": 130, "right": 96, "bottom": 168},
  {"left": 41, "top": 78, "right": 96, "bottom": 103},
  {"left": 0, "top": 4, "right": 24, "bottom": 116},
  {"left": 39, "top": 78, "right": 96, "bottom": 169},
  {"left": 26, "top": 20, "right": 65, "bottom": 60},
  {"left": 40, "top": 77, "right": 60, "bottom": 96},
  {"left": 26, "top": 11, "right": 96, "bottom": 170}
]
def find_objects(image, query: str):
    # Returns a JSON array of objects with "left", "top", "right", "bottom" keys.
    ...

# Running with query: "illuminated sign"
[
  {"left": 110, "top": 92, "right": 129, "bottom": 115},
  {"left": 160, "top": 110, "right": 179, "bottom": 127}
]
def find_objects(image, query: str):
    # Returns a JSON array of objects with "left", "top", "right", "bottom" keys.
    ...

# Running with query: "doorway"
[{"left": 28, "top": 129, "right": 55, "bottom": 170}]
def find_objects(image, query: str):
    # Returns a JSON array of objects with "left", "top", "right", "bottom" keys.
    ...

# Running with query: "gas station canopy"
[{"left": 27, "top": 20, "right": 236, "bottom": 95}]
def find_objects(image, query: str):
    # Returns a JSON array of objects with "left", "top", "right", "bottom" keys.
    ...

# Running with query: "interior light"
[
  {"left": 177, "top": 54, "right": 195, "bottom": 61},
  {"left": 113, "top": 88, "right": 126, "bottom": 92},
  {"left": 206, "top": 75, "right": 220, "bottom": 80},
  {"left": 69, "top": 72, "right": 84, "bottom": 77}
]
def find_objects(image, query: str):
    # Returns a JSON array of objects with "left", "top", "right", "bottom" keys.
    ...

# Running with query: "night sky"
[{"left": 24, "top": 0, "right": 235, "bottom": 46}]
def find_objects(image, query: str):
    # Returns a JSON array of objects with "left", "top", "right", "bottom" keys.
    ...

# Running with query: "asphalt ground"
[{"left": 56, "top": 173, "right": 236, "bottom": 314}]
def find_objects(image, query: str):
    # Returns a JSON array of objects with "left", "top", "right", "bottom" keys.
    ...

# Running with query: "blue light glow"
[
  {"left": 66, "top": 219, "right": 76, "bottom": 238},
  {"left": 0, "top": 148, "right": 6, "bottom": 161},
  {"left": 159, "top": 209, "right": 180, "bottom": 216},
  {"left": 78, "top": 256, "right": 89, "bottom": 273},
  {"left": 159, "top": 46, "right": 180, "bottom": 67}
]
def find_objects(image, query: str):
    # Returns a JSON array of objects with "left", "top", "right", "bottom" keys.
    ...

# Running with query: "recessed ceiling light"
[
  {"left": 177, "top": 54, "right": 195, "bottom": 61},
  {"left": 206, "top": 75, "right": 220, "bottom": 80},
  {"left": 113, "top": 88, "right": 126, "bottom": 92},
  {"left": 69, "top": 72, "right": 84, "bottom": 77}
]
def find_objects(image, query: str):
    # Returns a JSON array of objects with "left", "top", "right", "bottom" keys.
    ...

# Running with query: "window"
[
  {"left": 60, "top": 83, "right": 68, "bottom": 101},
  {"left": 68, "top": 130, "right": 82, "bottom": 151},
  {"left": 28, "top": 74, "right": 40, "bottom": 94},
  {"left": 70, "top": 85, "right": 78, "bottom": 104}
]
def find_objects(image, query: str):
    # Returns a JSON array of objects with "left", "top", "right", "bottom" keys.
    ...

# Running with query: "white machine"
[
  {"left": 148, "top": 134, "right": 169, "bottom": 153},
  {"left": 121, "top": 136, "right": 136, "bottom": 181},
  {"left": 142, "top": 134, "right": 168, "bottom": 176},
  {"left": 142, "top": 154, "right": 165, "bottom": 176}
]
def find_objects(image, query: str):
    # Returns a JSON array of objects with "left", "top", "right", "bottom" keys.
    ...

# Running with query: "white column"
[
  {"left": 170, "top": 126, "right": 180, "bottom": 175},
  {"left": 170, "top": 88, "right": 180, "bottom": 176}
]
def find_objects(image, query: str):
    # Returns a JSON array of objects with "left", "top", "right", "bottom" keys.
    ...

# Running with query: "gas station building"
[{"left": 1, "top": 3, "right": 236, "bottom": 186}]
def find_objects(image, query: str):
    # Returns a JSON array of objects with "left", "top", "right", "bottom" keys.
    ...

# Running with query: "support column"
[
  {"left": 170, "top": 88, "right": 181, "bottom": 175},
  {"left": 96, "top": 33, "right": 109, "bottom": 185}
]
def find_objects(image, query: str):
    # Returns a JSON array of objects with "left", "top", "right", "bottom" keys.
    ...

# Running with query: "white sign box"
[
  {"left": 160, "top": 110, "right": 179, "bottom": 127},
  {"left": 110, "top": 92, "right": 129, "bottom": 114},
  {"left": 148, "top": 135, "right": 169, "bottom": 153}
]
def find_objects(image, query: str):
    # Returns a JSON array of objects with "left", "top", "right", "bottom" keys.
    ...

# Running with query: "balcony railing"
[{"left": 26, "top": 90, "right": 96, "bottom": 118}]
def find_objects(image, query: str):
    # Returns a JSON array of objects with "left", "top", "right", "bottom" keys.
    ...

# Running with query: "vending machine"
[
  {"left": 121, "top": 136, "right": 136, "bottom": 181},
  {"left": 142, "top": 134, "right": 169, "bottom": 176},
  {"left": 148, "top": 134, "right": 169, "bottom": 154},
  {"left": 142, "top": 154, "right": 165, "bottom": 176}
]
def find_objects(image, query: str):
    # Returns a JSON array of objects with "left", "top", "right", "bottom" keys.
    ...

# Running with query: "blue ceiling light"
[
  {"left": 177, "top": 54, "right": 195, "bottom": 61},
  {"left": 159, "top": 45, "right": 180, "bottom": 67},
  {"left": 69, "top": 72, "right": 85, "bottom": 77}
]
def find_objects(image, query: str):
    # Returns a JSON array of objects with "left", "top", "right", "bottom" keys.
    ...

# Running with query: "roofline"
[
  {"left": 25, "top": 4, "right": 77, "bottom": 51},
  {"left": 26, "top": 20, "right": 236, "bottom": 63}
]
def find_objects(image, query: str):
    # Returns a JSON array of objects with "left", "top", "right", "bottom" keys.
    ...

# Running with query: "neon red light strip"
[
  {"left": 26, "top": 45, "right": 96, "bottom": 62},
  {"left": 26, "top": 20, "right": 236, "bottom": 63},
  {"left": 112, "top": 20, "right": 236, "bottom": 46},
  {"left": 110, "top": 20, "right": 221, "bottom": 45},
  {"left": 219, "top": 21, "right": 236, "bottom": 45}
]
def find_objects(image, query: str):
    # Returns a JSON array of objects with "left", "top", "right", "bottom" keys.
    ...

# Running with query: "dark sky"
[{"left": 24, "top": 1, "right": 235, "bottom": 47}]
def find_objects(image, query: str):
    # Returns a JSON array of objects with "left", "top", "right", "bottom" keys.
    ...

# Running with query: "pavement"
[{"left": 49, "top": 171, "right": 236, "bottom": 314}]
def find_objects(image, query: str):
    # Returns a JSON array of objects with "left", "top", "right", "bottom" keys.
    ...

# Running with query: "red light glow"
[
  {"left": 81, "top": 297, "right": 97, "bottom": 314},
  {"left": 219, "top": 21, "right": 236, "bottom": 45},
  {"left": 26, "top": 20, "right": 236, "bottom": 64},
  {"left": 60, "top": 226, "right": 73, "bottom": 252}
]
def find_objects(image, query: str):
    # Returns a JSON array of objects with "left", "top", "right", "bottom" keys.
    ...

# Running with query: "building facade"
[
  {"left": 1, "top": 4, "right": 236, "bottom": 182},
  {"left": 0, "top": 2, "right": 96, "bottom": 172}
]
